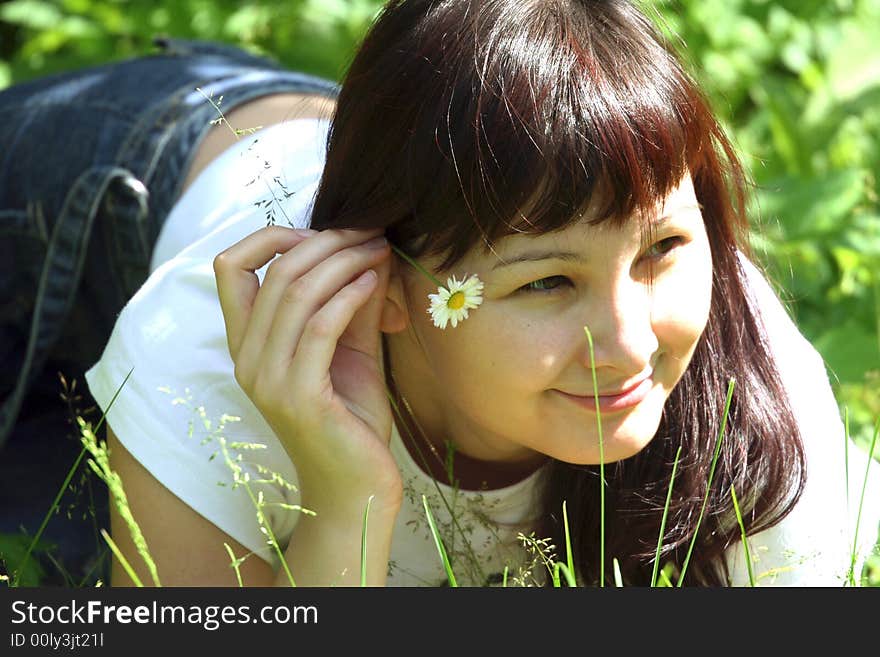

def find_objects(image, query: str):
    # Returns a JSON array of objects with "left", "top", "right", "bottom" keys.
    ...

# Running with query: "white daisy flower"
[{"left": 427, "top": 274, "right": 484, "bottom": 329}]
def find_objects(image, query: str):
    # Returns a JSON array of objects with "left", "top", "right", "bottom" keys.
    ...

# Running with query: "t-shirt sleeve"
[
  {"left": 723, "top": 255, "right": 880, "bottom": 586},
  {"left": 84, "top": 124, "right": 328, "bottom": 567},
  {"left": 85, "top": 233, "right": 303, "bottom": 567}
]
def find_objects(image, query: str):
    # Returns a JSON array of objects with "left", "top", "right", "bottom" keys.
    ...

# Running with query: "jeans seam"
[{"left": 0, "top": 166, "right": 134, "bottom": 449}]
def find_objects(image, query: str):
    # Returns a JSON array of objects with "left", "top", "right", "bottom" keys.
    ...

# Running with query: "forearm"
[{"left": 274, "top": 495, "right": 401, "bottom": 587}]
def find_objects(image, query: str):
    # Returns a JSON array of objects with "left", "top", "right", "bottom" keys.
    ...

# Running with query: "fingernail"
[
  {"left": 357, "top": 269, "right": 378, "bottom": 285},
  {"left": 364, "top": 236, "right": 388, "bottom": 249},
  {"left": 295, "top": 228, "right": 318, "bottom": 237}
]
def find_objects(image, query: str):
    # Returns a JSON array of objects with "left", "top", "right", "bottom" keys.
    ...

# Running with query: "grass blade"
[
  {"left": 422, "top": 495, "right": 458, "bottom": 587},
  {"left": 651, "top": 444, "right": 683, "bottom": 587},
  {"left": 11, "top": 368, "right": 134, "bottom": 587},
  {"left": 730, "top": 485, "right": 756, "bottom": 586},
  {"left": 80, "top": 417, "right": 161, "bottom": 586},
  {"left": 584, "top": 326, "right": 605, "bottom": 586},
  {"left": 223, "top": 543, "right": 245, "bottom": 587},
  {"left": 676, "top": 378, "right": 735, "bottom": 587},
  {"left": 613, "top": 558, "right": 624, "bottom": 587},
  {"left": 562, "top": 500, "right": 576, "bottom": 585},
  {"left": 554, "top": 562, "right": 577, "bottom": 587},
  {"left": 847, "top": 414, "right": 879, "bottom": 586},
  {"left": 76, "top": 551, "right": 108, "bottom": 588},
  {"left": 361, "top": 495, "right": 374, "bottom": 587},
  {"left": 11, "top": 447, "right": 87, "bottom": 587},
  {"left": 100, "top": 529, "right": 142, "bottom": 587}
]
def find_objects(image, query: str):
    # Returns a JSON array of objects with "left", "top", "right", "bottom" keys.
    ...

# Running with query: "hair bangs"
[
  {"left": 395, "top": 0, "right": 713, "bottom": 270},
  {"left": 316, "top": 1, "right": 727, "bottom": 271}
]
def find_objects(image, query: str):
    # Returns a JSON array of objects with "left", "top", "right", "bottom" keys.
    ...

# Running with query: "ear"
[{"left": 380, "top": 254, "right": 410, "bottom": 334}]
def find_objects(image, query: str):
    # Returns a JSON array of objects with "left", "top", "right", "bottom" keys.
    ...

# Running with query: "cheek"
[
  {"left": 477, "top": 310, "right": 576, "bottom": 390},
  {"left": 422, "top": 309, "right": 567, "bottom": 394},
  {"left": 652, "top": 255, "right": 713, "bottom": 356}
]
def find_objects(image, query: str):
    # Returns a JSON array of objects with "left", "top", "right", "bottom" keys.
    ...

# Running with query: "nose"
[{"left": 580, "top": 276, "right": 659, "bottom": 378}]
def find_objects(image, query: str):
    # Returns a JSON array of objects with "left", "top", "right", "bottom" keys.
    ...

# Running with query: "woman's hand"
[{"left": 213, "top": 226, "right": 402, "bottom": 518}]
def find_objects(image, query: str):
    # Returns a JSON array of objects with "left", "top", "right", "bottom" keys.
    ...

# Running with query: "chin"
[
  {"left": 551, "top": 413, "right": 662, "bottom": 465},
  {"left": 601, "top": 434, "right": 657, "bottom": 463},
  {"left": 605, "top": 414, "right": 664, "bottom": 462}
]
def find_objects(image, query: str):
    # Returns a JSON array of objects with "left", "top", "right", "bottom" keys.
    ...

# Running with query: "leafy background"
[{"left": 1, "top": 0, "right": 878, "bottom": 582}]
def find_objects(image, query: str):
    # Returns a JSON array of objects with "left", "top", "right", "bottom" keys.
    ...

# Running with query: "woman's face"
[{"left": 386, "top": 174, "right": 713, "bottom": 478}]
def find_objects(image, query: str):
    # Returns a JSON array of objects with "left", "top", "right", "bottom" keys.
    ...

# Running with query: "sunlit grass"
[
  {"left": 2, "top": 359, "right": 878, "bottom": 588},
  {"left": 847, "top": 415, "right": 879, "bottom": 586},
  {"left": 583, "top": 326, "right": 605, "bottom": 586},
  {"left": 676, "top": 379, "right": 736, "bottom": 587},
  {"left": 422, "top": 495, "right": 458, "bottom": 587},
  {"left": 652, "top": 445, "right": 683, "bottom": 587},
  {"left": 361, "top": 495, "right": 375, "bottom": 587},
  {"left": 730, "top": 485, "right": 756, "bottom": 587}
]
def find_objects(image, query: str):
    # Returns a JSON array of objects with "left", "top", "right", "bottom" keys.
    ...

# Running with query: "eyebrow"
[
  {"left": 492, "top": 213, "right": 682, "bottom": 271},
  {"left": 492, "top": 249, "right": 586, "bottom": 270}
]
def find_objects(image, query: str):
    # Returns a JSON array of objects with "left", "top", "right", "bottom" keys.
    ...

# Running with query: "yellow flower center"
[{"left": 447, "top": 291, "right": 466, "bottom": 310}]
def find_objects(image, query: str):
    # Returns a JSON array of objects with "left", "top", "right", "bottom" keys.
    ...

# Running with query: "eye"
[
  {"left": 643, "top": 236, "right": 685, "bottom": 261},
  {"left": 517, "top": 275, "right": 573, "bottom": 294}
]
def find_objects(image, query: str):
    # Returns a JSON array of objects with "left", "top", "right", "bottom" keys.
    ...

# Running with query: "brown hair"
[{"left": 309, "top": 0, "right": 806, "bottom": 586}]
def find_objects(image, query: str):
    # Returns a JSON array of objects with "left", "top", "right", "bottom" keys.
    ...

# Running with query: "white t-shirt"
[{"left": 85, "top": 118, "right": 880, "bottom": 587}]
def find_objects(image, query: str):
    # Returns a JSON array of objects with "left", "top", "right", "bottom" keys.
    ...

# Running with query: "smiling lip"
[{"left": 555, "top": 377, "right": 653, "bottom": 413}]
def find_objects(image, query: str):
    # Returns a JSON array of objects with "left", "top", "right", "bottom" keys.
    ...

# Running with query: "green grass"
[
  {"left": 583, "top": 326, "right": 606, "bottom": 587},
  {"left": 652, "top": 445, "right": 683, "bottom": 587},
  {"left": 677, "top": 379, "right": 736, "bottom": 587},
  {"left": 1, "top": 331, "right": 878, "bottom": 587},
  {"left": 2, "top": 361, "right": 879, "bottom": 588}
]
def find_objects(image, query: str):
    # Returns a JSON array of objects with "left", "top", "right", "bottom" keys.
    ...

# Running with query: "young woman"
[{"left": 78, "top": 0, "right": 879, "bottom": 586}]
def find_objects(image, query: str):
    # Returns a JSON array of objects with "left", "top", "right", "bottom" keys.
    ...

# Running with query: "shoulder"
[
  {"left": 726, "top": 252, "right": 880, "bottom": 585},
  {"left": 737, "top": 252, "right": 834, "bottom": 425},
  {"left": 181, "top": 92, "right": 335, "bottom": 194},
  {"left": 151, "top": 117, "right": 330, "bottom": 269},
  {"left": 737, "top": 252, "right": 822, "bottom": 368}
]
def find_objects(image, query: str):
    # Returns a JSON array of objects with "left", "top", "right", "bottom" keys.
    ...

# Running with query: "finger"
[
  {"left": 287, "top": 269, "right": 380, "bottom": 398},
  {"left": 339, "top": 253, "right": 392, "bottom": 358},
  {"left": 236, "top": 229, "right": 385, "bottom": 379},
  {"left": 256, "top": 238, "right": 390, "bottom": 384},
  {"left": 214, "top": 226, "right": 315, "bottom": 358}
]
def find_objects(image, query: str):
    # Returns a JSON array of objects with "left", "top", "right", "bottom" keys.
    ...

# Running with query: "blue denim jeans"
[{"left": 0, "top": 39, "right": 338, "bottom": 582}]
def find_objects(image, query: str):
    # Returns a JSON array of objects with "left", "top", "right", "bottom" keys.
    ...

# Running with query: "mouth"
[{"left": 554, "top": 377, "right": 653, "bottom": 414}]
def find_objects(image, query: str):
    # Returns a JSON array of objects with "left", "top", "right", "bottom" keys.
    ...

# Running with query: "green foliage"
[
  {"left": 0, "top": 532, "right": 50, "bottom": 587},
  {"left": 0, "top": 0, "right": 386, "bottom": 83},
  {"left": 652, "top": 0, "right": 880, "bottom": 448}
]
